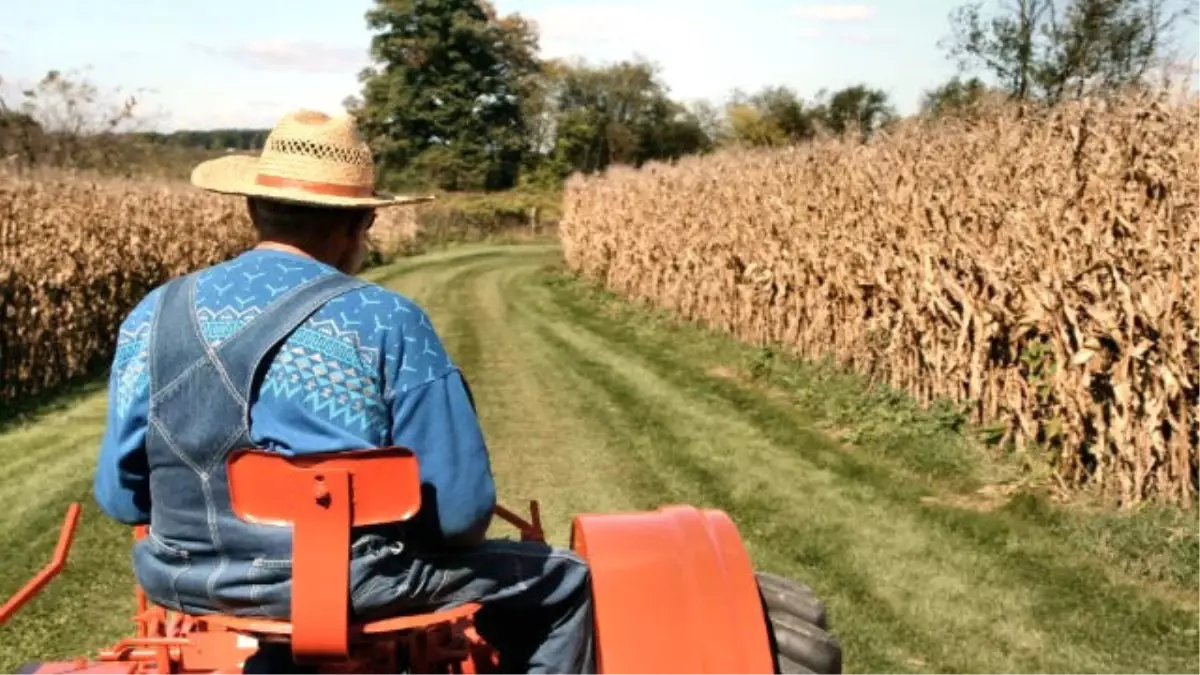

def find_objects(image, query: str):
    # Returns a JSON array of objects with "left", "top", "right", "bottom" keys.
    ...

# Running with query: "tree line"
[
  {"left": 2, "top": 0, "right": 1193, "bottom": 188},
  {"left": 343, "top": 0, "right": 910, "bottom": 191},
  {"left": 343, "top": 0, "right": 1195, "bottom": 192}
]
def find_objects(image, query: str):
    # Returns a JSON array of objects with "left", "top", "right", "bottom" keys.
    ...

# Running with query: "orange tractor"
[{"left": 0, "top": 447, "right": 842, "bottom": 674}]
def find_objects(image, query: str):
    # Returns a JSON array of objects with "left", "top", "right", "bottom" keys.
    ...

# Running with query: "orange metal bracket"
[
  {"left": 494, "top": 500, "right": 545, "bottom": 541},
  {"left": 0, "top": 503, "right": 81, "bottom": 625}
]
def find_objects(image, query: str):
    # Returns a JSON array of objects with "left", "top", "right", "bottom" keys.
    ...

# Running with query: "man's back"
[
  {"left": 90, "top": 108, "right": 594, "bottom": 672},
  {"left": 93, "top": 248, "right": 495, "bottom": 618}
]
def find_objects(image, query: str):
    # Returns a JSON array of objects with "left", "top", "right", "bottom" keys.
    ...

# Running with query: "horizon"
[{"left": 2, "top": 0, "right": 1197, "bottom": 132}]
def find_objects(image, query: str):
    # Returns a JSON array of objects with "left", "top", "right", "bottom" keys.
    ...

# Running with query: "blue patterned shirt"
[{"left": 92, "top": 249, "right": 496, "bottom": 542}]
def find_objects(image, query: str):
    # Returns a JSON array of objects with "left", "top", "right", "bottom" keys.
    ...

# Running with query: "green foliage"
[
  {"left": 0, "top": 109, "right": 44, "bottom": 160},
  {"left": 133, "top": 129, "right": 269, "bottom": 151},
  {"left": 526, "top": 57, "right": 713, "bottom": 180},
  {"left": 0, "top": 69, "right": 221, "bottom": 178},
  {"left": 722, "top": 83, "right": 896, "bottom": 148},
  {"left": 725, "top": 103, "right": 786, "bottom": 146},
  {"left": 350, "top": 0, "right": 540, "bottom": 191},
  {"left": 725, "top": 85, "right": 817, "bottom": 146},
  {"left": 919, "top": 75, "right": 995, "bottom": 117},
  {"left": 813, "top": 84, "right": 898, "bottom": 140},
  {"left": 404, "top": 188, "right": 561, "bottom": 251},
  {"left": 941, "top": 0, "right": 1197, "bottom": 105}
]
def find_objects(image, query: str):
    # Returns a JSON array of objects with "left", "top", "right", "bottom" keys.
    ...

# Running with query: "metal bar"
[{"left": 0, "top": 503, "right": 81, "bottom": 624}]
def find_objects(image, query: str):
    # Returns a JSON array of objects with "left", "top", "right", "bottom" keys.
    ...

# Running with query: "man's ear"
[{"left": 350, "top": 211, "right": 374, "bottom": 238}]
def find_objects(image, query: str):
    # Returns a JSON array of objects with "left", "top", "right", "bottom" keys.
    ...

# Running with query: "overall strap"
[
  {"left": 214, "top": 271, "right": 370, "bottom": 407},
  {"left": 148, "top": 273, "right": 208, "bottom": 396}
]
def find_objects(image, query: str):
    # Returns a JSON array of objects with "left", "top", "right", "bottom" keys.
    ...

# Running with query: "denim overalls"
[
  {"left": 129, "top": 266, "right": 595, "bottom": 673},
  {"left": 132, "top": 270, "right": 370, "bottom": 617}
]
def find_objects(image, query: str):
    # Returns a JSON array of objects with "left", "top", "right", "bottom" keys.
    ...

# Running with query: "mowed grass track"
[{"left": 2, "top": 244, "right": 1196, "bottom": 673}]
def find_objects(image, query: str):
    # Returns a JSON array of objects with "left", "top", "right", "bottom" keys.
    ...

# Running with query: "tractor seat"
[{"left": 210, "top": 446, "right": 477, "bottom": 661}]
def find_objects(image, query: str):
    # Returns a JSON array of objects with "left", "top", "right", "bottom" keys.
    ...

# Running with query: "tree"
[
  {"left": 0, "top": 109, "right": 45, "bottom": 164},
  {"left": 746, "top": 86, "right": 820, "bottom": 141},
  {"left": 725, "top": 102, "right": 787, "bottom": 147},
  {"left": 350, "top": 0, "right": 541, "bottom": 191},
  {"left": 723, "top": 86, "right": 820, "bottom": 147},
  {"left": 1, "top": 69, "right": 146, "bottom": 168},
  {"left": 941, "top": 0, "right": 1198, "bottom": 105},
  {"left": 528, "top": 56, "right": 712, "bottom": 180},
  {"left": 812, "top": 85, "right": 897, "bottom": 139},
  {"left": 685, "top": 99, "right": 730, "bottom": 146},
  {"left": 919, "top": 76, "right": 995, "bottom": 116}
]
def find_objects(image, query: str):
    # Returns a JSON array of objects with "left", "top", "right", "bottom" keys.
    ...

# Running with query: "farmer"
[{"left": 91, "top": 109, "right": 594, "bottom": 674}]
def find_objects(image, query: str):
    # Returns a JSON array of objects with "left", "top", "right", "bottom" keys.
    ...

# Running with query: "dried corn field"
[
  {"left": 560, "top": 92, "right": 1200, "bottom": 506},
  {"left": 0, "top": 171, "right": 253, "bottom": 405},
  {"left": 0, "top": 169, "right": 418, "bottom": 407}
]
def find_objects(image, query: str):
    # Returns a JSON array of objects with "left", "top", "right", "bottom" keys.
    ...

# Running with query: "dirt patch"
[
  {"left": 921, "top": 483, "right": 1021, "bottom": 512},
  {"left": 705, "top": 365, "right": 789, "bottom": 401}
]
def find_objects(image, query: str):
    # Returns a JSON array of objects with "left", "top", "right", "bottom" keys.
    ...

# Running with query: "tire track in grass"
[
  {"left": 517, "top": 303, "right": 1000, "bottom": 673},
  {"left": 534, "top": 268, "right": 1198, "bottom": 674},
  {"left": 0, "top": 477, "right": 135, "bottom": 671},
  {"left": 4, "top": 244, "right": 1195, "bottom": 674},
  {"left": 364, "top": 246, "right": 510, "bottom": 291},
  {"left": 0, "top": 395, "right": 109, "bottom": 491},
  {"left": 381, "top": 245, "right": 642, "bottom": 544}
]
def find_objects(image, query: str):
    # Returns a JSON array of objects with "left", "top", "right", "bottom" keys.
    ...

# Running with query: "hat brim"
[{"left": 190, "top": 155, "right": 433, "bottom": 208}]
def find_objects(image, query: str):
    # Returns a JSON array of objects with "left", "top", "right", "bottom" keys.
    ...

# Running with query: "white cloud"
[
  {"left": 530, "top": 2, "right": 718, "bottom": 51},
  {"left": 526, "top": 1, "right": 749, "bottom": 101},
  {"left": 166, "top": 102, "right": 280, "bottom": 131},
  {"left": 161, "top": 88, "right": 358, "bottom": 131},
  {"left": 195, "top": 39, "right": 367, "bottom": 75},
  {"left": 790, "top": 4, "right": 875, "bottom": 22},
  {"left": 841, "top": 30, "right": 877, "bottom": 43}
]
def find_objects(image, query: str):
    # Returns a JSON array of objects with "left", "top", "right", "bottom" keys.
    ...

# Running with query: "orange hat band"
[{"left": 254, "top": 173, "right": 375, "bottom": 198}]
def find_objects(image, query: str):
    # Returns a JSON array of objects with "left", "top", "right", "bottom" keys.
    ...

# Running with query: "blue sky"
[{"left": 1, "top": 0, "right": 1196, "bottom": 131}]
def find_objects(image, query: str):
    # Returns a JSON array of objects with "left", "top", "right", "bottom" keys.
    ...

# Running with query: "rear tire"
[
  {"left": 756, "top": 571, "right": 842, "bottom": 675},
  {"left": 756, "top": 571, "right": 828, "bottom": 629}
]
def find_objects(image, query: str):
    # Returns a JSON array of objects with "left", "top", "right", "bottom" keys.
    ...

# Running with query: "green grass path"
[{"left": 2, "top": 244, "right": 1196, "bottom": 673}]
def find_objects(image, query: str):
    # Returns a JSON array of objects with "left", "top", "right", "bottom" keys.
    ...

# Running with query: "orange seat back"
[{"left": 226, "top": 447, "right": 422, "bottom": 661}]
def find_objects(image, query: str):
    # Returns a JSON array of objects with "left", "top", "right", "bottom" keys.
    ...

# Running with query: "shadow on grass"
[
  {"left": 0, "top": 373, "right": 108, "bottom": 436},
  {"left": 536, "top": 264, "right": 1200, "bottom": 598}
]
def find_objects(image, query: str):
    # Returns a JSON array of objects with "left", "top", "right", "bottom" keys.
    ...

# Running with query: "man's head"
[
  {"left": 247, "top": 197, "right": 376, "bottom": 275},
  {"left": 189, "top": 108, "right": 432, "bottom": 265}
]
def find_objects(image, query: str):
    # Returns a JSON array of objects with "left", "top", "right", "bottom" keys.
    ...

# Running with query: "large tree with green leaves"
[
  {"left": 525, "top": 57, "right": 711, "bottom": 182},
  {"left": 919, "top": 76, "right": 996, "bottom": 117},
  {"left": 349, "top": 0, "right": 541, "bottom": 191},
  {"left": 720, "top": 84, "right": 894, "bottom": 147},
  {"left": 941, "top": 0, "right": 1197, "bottom": 104},
  {"left": 812, "top": 84, "right": 896, "bottom": 139}
]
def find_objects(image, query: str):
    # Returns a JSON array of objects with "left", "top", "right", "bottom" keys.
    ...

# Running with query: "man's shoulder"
[
  {"left": 118, "top": 284, "right": 167, "bottom": 344},
  {"left": 331, "top": 281, "right": 436, "bottom": 333},
  {"left": 116, "top": 255, "right": 242, "bottom": 343},
  {"left": 334, "top": 282, "right": 456, "bottom": 392},
  {"left": 118, "top": 262, "right": 218, "bottom": 336}
]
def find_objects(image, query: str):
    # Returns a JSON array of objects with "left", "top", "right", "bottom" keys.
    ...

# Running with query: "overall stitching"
[
  {"left": 186, "top": 277, "right": 248, "bottom": 409},
  {"left": 140, "top": 270, "right": 375, "bottom": 617}
]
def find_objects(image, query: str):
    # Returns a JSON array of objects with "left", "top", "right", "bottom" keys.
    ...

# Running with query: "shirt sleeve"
[
  {"left": 390, "top": 370, "right": 496, "bottom": 542},
  {"left": 92, "top": 302, "right": 155, "bottom": 525},
  {"left": 383, "top": 301, "right": 496, "bottom": 543}
]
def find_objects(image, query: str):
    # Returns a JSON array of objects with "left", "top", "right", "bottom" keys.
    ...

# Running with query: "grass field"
[{"left": 1, "top": 244, "right": 1196, "bottom": 673}]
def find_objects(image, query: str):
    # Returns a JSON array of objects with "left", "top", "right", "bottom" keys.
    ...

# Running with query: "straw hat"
[{"left": 190, "top": 109, "right": 432, "bottom": 208}]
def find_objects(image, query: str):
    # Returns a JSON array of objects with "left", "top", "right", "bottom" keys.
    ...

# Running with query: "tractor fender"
[{"left": 570, "top": 505, "right": 774, "bottom": 674}]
